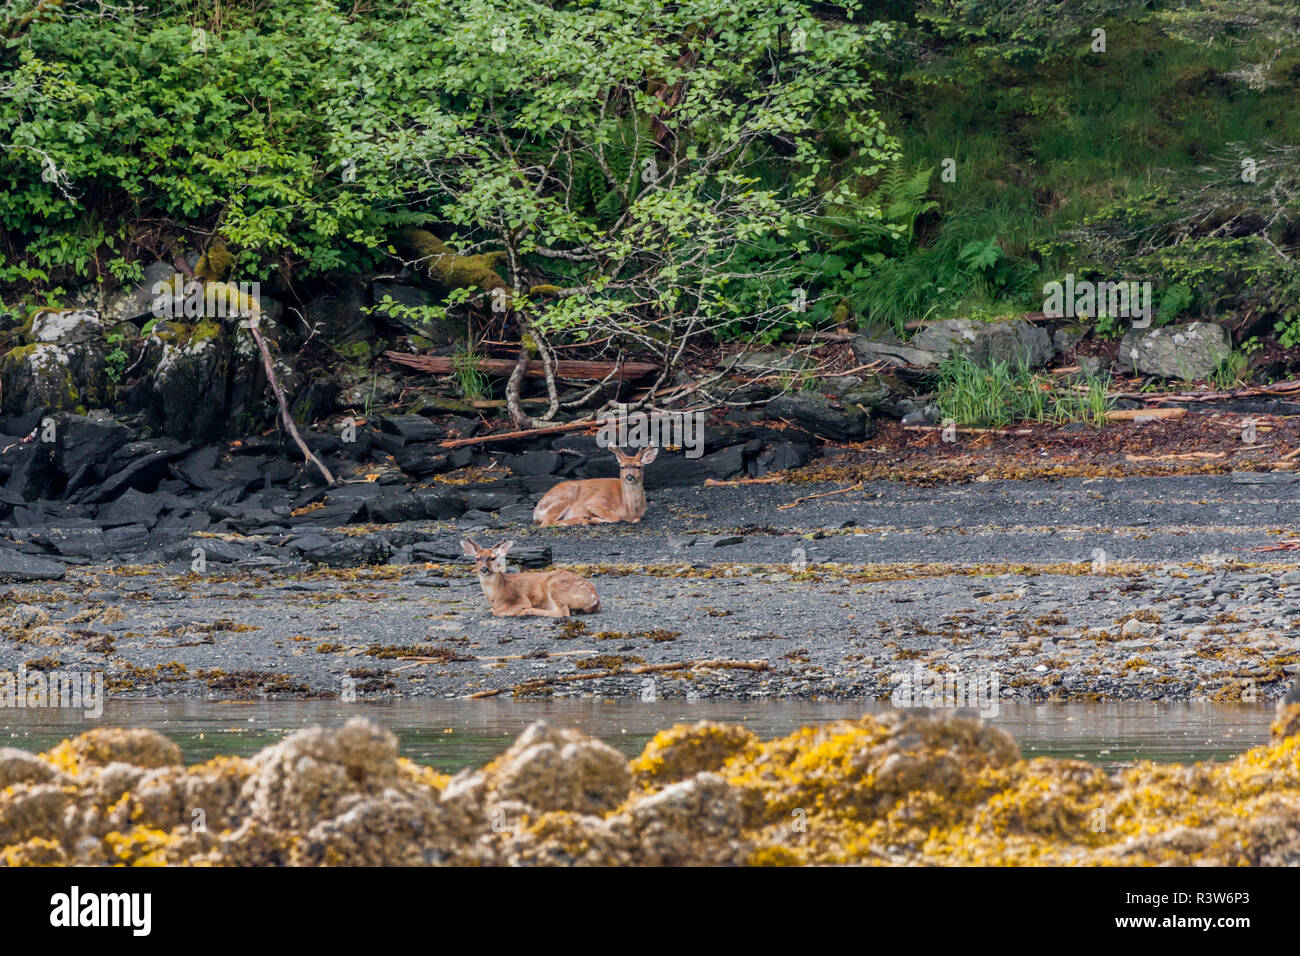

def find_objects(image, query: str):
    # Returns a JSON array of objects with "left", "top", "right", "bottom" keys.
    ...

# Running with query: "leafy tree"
[{"left": 343, "top": 0, "right": 899, "bottom": 423}]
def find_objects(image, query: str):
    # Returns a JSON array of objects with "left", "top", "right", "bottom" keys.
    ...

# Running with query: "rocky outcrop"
[
  {"left": 850, "top": 335, "right": 946, "bottom": 368},
  {"left": 851, "top": 318, "right": 1053, "bottom": 369},
  {"left": 765, "top": 392, "right": 874, "bottom": 442},
  {"left": 1, "top": 309, "right": 110, "bottom": 415},
  {"left": 5, "top": 710, "right": 1300, "bottom": 866},
  {"left": 1115, "top": 322, "right": 1230, "bottom": 380},
  {"left": 910, "top": 317, "right": 1054, "bottom": 368}
]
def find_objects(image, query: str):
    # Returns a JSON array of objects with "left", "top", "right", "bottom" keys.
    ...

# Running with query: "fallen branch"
[
  {"left": 902, "top": 424, "right": 1035, "bottom": 437},
  {"left": 1105, "top": 407, "right": 1187, "bottom": 422},
  {"left": 439, "top": 405, "right": 710, "bottom": 449},
  {"left": 777, "top": 482, "right": 863, "bottom": 510},
  {"left": 249, "top": 318, "right": 336, "bottom": 487},
  {"left": 1109, "top": 378, "right": 1300, "bottom": 402},
  {"left": 385, "top": 350, "right": 658, "bottom": 382},
  {"left": 1124, "top": 451, "right": 1227, "bottom": 462},
  {"left": 1244, "top": 540, "right": 1300, "bottom": 553}
]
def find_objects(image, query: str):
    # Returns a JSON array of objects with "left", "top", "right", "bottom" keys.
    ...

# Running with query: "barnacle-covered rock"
[
  {"left": 486, "top": 720, "right": 631, "bottom": 816},
  {"left": 0, "top": 785, "right": 76, "bottom": 847},
  {"left": 43, "top": 727, "right": 182, "bottom": 776},
  {"left": 5, "top": 711, "right": 1300, "bottom": 866},
  {"left": 631, "top": 721, "right": 758, "bottom": 788},
  {"left": 238, "top": 717, "right": 406, "bottom": 831},
  {"left": 105, "top": 756, "right": 253, "bottom": 835},
  {"left": 1271, "top": 696, "right": 1300, "bottom": 741},
  {"left": 0, "top": 747, "right": 67, "bottom": 789},
  {"left": 618, "top": 772, "right": 753, "bottom": 865},
  {"left": 0, "top": 837, "right": 66, "bottom": 866},
  {"left": 501, "top": 810, "right": 633, "bottom": 867}
]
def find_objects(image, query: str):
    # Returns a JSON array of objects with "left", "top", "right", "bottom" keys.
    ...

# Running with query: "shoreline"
[{"left": 3, "top": 707, "right": 1298, "bottom": 866}]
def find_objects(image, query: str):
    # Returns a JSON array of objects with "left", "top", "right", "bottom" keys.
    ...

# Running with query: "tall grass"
[
  {"left": 450, "top": 344, "right": 490, "bottom": 402},
  {"left": 934, "top": 353, "right": 1115, "bottom": 427}
]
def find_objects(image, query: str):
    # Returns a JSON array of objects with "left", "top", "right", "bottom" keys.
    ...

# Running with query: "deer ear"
[
  {"left": 460, "top": 539, "right": 479, "bottom": 558},
  {"left": 638, "top": 445, "right": 659, "bottom": 464},
  {"left": 494, "top": 539, "right": 515, "bottom": 556}
]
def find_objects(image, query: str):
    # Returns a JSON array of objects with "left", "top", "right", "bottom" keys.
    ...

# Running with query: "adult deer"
[{"left": 533, "top": 446, "right": 659, "bottom": 526}]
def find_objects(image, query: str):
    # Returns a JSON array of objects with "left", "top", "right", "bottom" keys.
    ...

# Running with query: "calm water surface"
[{"left": 0, "top": 699, "right": 1276, "bottom": 772}]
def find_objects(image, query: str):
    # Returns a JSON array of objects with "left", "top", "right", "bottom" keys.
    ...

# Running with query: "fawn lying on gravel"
[
  {"left": 533, "top": 446, "right": 659, "bottom": 526},
  {"left": 461, "top": 538, "right": 601, "bottom": 617}
]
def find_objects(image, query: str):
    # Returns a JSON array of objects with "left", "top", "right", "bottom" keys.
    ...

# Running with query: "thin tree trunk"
[{"left": 248, "top": 318, "right": 336, "bottom": 487}]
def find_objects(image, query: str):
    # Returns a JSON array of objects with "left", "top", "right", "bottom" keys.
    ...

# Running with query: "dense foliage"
[{"left": 2, "top": 0, "right": 1298, "bottom": 347}]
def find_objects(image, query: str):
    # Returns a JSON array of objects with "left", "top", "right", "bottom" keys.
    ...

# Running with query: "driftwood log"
[{"left": 384, "top": 351, "right": 658, "bottom": 382}]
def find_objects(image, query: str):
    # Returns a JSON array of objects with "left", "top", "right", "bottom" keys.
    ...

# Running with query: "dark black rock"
[
  {"left": 644, "top": 454, "right": 710, "bottom": 489},
  {"left": 764, "top": 393, "right": 873, "bottom": 443},
  {"left": 495, "top": 503, "right": 536, "bottom": 524},
  {"left": 55, "top": 414, "right": 133, "bottom": 480},
  {"left": 287, "top": 497, "right": 368, "bottom": 527},
  {"left": 104, "top": 523, "right": 151, "bottom": 555},
  {"left": 700, "top": 444, "right": 748, "bottom": 480},
  {"left": 461, "top": 489, "right": 519, "bottom": 512},
  {"left": 750, "top": 441, "right": 811, "bottom": 476},
  {"left": 0, "top": 549, "right": 65, "bottom": 581},
  {"left": 368, "top": 488, "right": 468, "bottom": 523},
  {"left": 499, "top": 450, "right": 562, "bottom": 476},
  {"left": 381, "top": 414, "right": 446, "bottom": 444},
  {"left": 86, "top": 439, "right": 191, "bottom": 503},
  {"left": 4, "top": 440, "right": 57, "bottom": 501},
  {"left": 300, "top": 535, "right": 391, "bottom": 568},
  {"left": 396, "top": 444, "right": 451, "bottom": 477},
  {"left": 162, "top": 537, "right": 257, "bottom": 564},
  {"left": 98, "top": 488, "right": 166, "bottom": 528},
  {"left": 171, "top": 446, "right": 224, "bottom": 490}
]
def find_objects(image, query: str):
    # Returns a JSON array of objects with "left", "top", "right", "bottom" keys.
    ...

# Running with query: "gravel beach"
[{"left": 3, "top": 473, "right": 1297, "bottom": 703}]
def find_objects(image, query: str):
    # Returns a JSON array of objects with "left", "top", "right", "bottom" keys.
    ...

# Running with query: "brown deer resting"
[
  {"left": 533, "top": 446, "right": 659, "bottom": 526},
  {"left": 461, "top": 538, "right": 600, "bottom": 617}
]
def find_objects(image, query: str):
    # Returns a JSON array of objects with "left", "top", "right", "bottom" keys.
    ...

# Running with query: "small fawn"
[
  {"left": 461, "top": 538, "right": 600, "bottom": 617},
  {"left": 533, "top": 445, "right": 659, "bottom": 526}
]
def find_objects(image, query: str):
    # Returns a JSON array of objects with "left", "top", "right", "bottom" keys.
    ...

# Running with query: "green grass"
[
  {"left": 934, "top": 353, "right": 1115, "bottom": 428},
  {"left": 881, "top": 9, "right": 1300, "bottom": 335},
  {"left": 1210, "top": 350, "right": 1251, "bottom": 391},
  {"left": 450, "top": 345, "right": 490, "bottom": 402}
]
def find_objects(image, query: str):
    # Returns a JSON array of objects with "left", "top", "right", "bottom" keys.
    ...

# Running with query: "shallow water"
[{"left": 0, "top": 699, "right": 1276, "bottom": 772}]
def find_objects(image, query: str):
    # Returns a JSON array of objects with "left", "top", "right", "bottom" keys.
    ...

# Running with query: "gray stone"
[
  {"left": 725, "top": 350, "right": 813, "bottom": 372},
  {"left": 1115, "top": 322, "right": 1230, "bottom": 381},
  {"left": 103, "top": 262, "right": 180, "bottom": 321},
  {"left": 0, "top": 549, "right": 66, "bottom": 581},
  {"left": 1231, "top": 471, "right": 1299, "bottom": 485},
  {"left": 1, "top": 309, "right": 110, "bottom": 415},
  {"left": 850, "top": 337, "right": 945, "bottom": 368},
  {"left": 910, "top": 318, "right": 1054, "bottom": 368}
]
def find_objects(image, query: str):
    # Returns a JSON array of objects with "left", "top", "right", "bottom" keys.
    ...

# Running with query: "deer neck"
[
  {"left": 478, "top": 570, "right": 506, "bottom": 603},
  {"left": 620, "top": 476, "right": 646, "bottom": 519}
]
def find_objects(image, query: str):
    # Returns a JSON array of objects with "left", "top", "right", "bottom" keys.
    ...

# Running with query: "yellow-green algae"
[{"left": 2, "top": 707, "right": 1299, "bottom": 866}]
